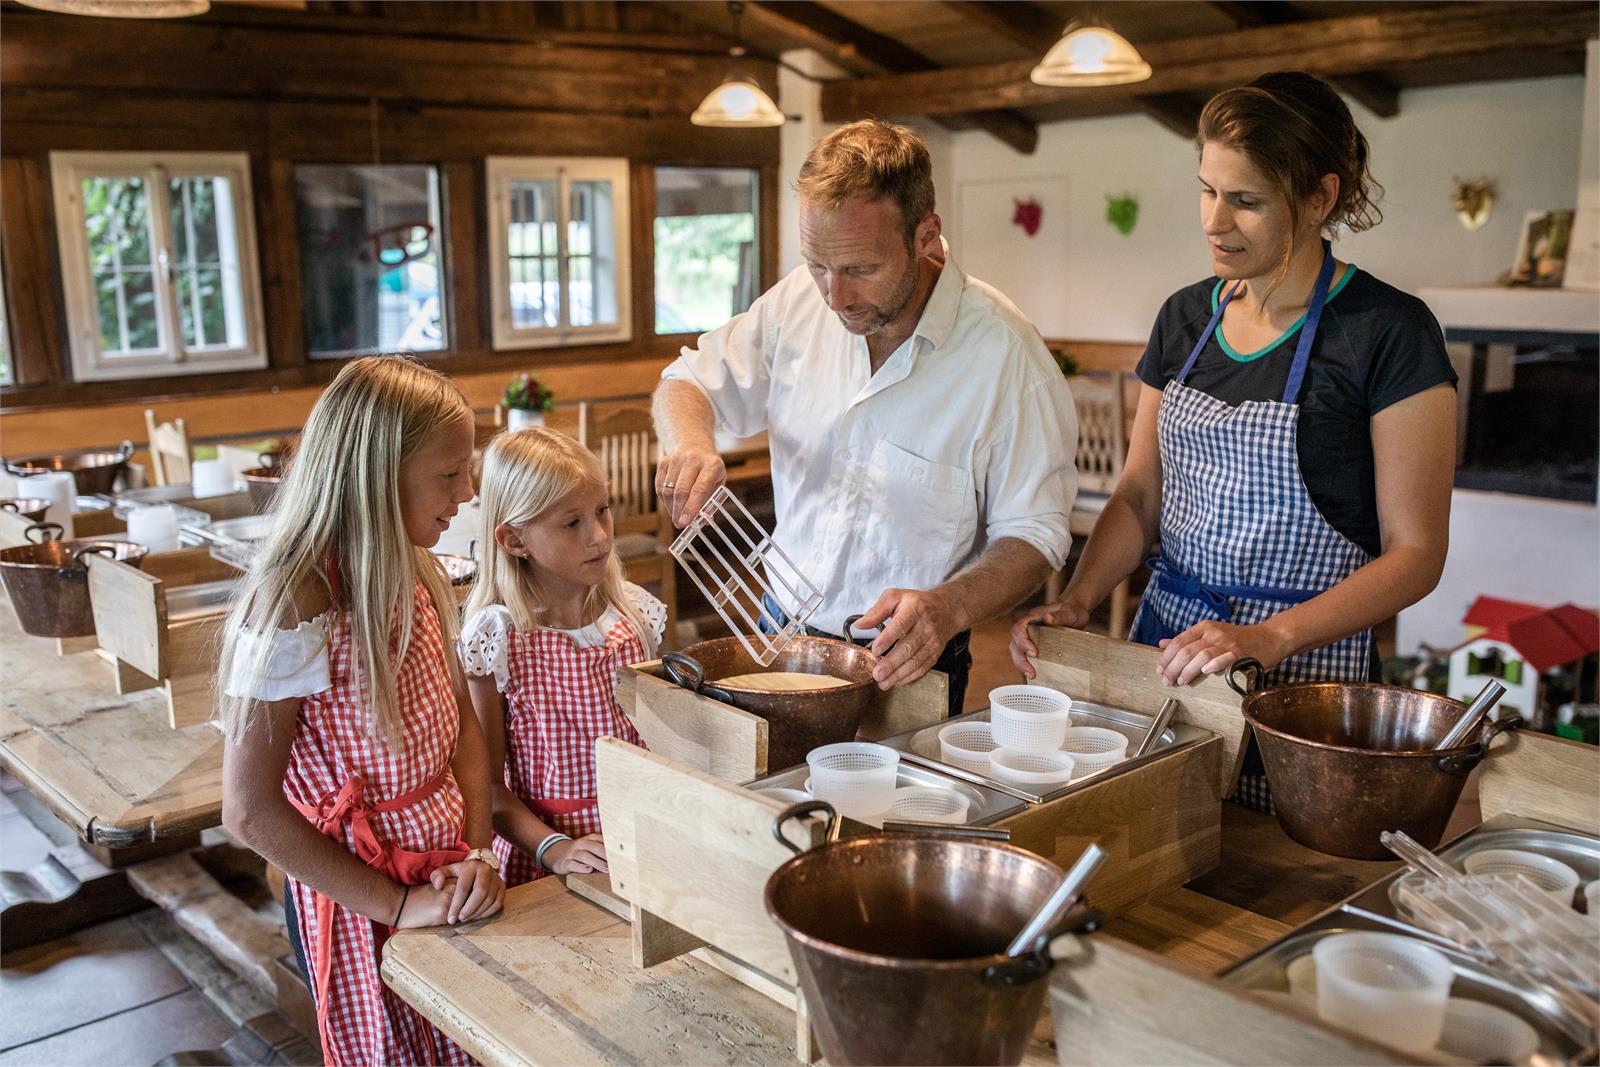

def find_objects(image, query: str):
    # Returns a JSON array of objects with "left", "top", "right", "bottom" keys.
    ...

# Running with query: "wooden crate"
[{"left": 1047, "top": 729, "right": 1600, "bottom": 1065}]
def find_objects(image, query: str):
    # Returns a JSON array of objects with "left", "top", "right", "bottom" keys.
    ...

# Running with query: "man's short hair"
[{"left": 795, "top": 119, "right": 935, "bottom": 246}]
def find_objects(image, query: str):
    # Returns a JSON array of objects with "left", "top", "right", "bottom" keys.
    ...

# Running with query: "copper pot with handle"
[
  {"left": 5, "top": 441, "right": 133, "bottom": 496},
  {"left": 0, "top": 523, "right": 149, "bottom": 637},
  {"left": 662, "top": 615, "right": 878, "bottom": 772},
  {"left": 1229, "top": 660, "right": 1522, "bottom": 860}
]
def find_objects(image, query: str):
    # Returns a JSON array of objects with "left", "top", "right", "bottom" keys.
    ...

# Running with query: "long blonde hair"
[
  {"left": 218, "top": 355, "right": 472, "bottom": 748},
  {"left": 465, "top": 428, "right": 656, "bottom": 658}
]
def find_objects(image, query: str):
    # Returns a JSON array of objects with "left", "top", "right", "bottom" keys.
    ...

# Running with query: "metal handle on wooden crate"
[
  {"left": 880, "top": 821, "right": 1011, "bottom": 841},
  {"left": 25, "top": 522, "right": 65, "bottom": 544},
  {"left": 1226, "top": 658, "right": 1267, "bottom": 697},
  {"left": 72, "top": 543, "right": 119, "bottom": 570},
  {"left": 1437, "top": 714, "right": 1523, "bottom": 777},
  {"left": 772, "top": 800, "right": 840, "bottom": 855},
  {"left": 660, "top": 651, "right": 734, "bottom": 704}
]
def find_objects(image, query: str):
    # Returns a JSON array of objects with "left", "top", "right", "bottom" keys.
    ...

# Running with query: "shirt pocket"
[{"left": 861, "top": 439, "right": 975, "bottom": 587}]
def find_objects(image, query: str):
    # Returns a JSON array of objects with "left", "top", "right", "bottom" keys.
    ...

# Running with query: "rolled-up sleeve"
[
  {"left": 660, "top": 286, "right": 778, "bottom": 439},
  {"left": 980, "top": 352, "right": 1079, "bottom": 572}
]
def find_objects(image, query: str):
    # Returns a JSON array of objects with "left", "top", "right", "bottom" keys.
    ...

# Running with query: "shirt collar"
[{"left": 909, "top": 236, "right": 964, "bottom": 354}]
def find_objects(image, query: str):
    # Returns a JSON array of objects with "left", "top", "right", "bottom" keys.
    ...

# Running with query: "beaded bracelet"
[{"left": 534, "top": 833, "right": 573, "bottom": 872}]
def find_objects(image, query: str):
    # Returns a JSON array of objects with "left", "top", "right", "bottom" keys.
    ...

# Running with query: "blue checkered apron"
[{"left": 1129, "top": 241, "right": 1374, "bottom": 811}]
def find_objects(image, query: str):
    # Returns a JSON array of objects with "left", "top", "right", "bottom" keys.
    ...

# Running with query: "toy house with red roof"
[{"left": 1447, "top": 596, "right": 1600, "bottom": 720}]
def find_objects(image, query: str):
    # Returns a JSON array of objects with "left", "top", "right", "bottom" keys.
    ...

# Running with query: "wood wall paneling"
[{"left": 1, "top": 156, "right": 66, "bottom": 387}]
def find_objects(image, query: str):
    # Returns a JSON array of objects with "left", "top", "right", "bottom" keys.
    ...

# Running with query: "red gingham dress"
[
  {"left": 283, "top": 584, "right": 476, "bottom": 1067},
  {"left": 461, "top": 587, "right": 659, "bottom": 886}
]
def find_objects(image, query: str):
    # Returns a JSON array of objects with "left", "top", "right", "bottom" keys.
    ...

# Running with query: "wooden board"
[
  {"left": 0, "top": 510, "right": 40, "bottom": 548},
  {"left": 996, "top": 736, "right": 1222, "bottom": 915},
  {"left": 87, "top": 555, "right": 168, "bottom": 681},
  {"left": 859, "top": 669, "right": 947, "bottom": 741},
  {"left": 0, "top": 604, "right": 224, "bottom": 846},
  {"left": 1029, "top": 624, "right": 1249, "bottom": 797},
  {"left": 1477, "top": 728, "right": 1600, "bottom": 835},
  {"left": 594, "top": 737, "right": 821, "bottom": 985},
  {"left": 165, "top": 615, "right": 224, "bottom": 729}
]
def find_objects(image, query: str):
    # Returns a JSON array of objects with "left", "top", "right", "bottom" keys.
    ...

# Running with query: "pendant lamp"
[
  {"left": 15, "top": 0, "right": 209, "bottom": 15},
  {"left": 692, "top": 1, "right": 785, "bottom": 128},
  {"left": 1030, "top": 18, "right": 1152, "bottom": 88}
]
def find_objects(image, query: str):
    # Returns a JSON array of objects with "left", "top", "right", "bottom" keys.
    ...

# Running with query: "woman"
[{"left": 1011, "top": 72, "right": 1457, "bottom": 809}]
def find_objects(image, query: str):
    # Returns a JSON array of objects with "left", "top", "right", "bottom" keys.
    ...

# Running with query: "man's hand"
[
  {"left": 1008, "top": 597, "right": 1092, "bottom": 679},
  {"left": 856, "top": 587, "right": 963, "bottom": 690},
  {"left": 655, "top": 446, "right": 726, "bottom": 527}
]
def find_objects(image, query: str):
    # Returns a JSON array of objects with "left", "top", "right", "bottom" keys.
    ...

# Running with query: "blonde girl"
[
  {"left": 219, "top": 355, "right": 506, "bottom": 1067},
  {"left": 460, "top": 428, "right": 664, "bottom": 886}
]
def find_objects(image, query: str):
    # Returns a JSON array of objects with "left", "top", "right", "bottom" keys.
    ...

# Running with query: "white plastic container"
[
  {"left": 805, "top": 742, "right": 898, "bottom": 819},
  {"left": 1462, "top": 849, "right": 1580, "bottom": 902},
  {"left": 938, "top": 720, "right": 998, "bottom": 773},
  {"left": 1432, "top": 997, "right": 1539, "bottom": 1066},
  {"left": 1285, "top": 953, "right": 1318, "bottom": 1003},
  {"left": 190, "top": 458, "right": 236, "bottom": 498},
  {"left": 17, "top": 471, "right": 76, "bottom": 539},
  {"left": 988, "top": 684, "right": 1072, "bottom": 753},
  {"left": 1061, "top": 726, "right": 1130, "bottom": 779},
  {"left": 987, "top": 749, "right": 1075, "bottom": 791},
  {"left": 884, "top": 786, "right": 969, "bottom": 825},
  {"left": 1585, "top": 878, "right": 1600, "bottom": 919},
  {"left": 1313, "top": 932, "right": 1454, "bottom": 1054},
  {"left": 125, "top": 504, "right": 180, "bottom": 553}
]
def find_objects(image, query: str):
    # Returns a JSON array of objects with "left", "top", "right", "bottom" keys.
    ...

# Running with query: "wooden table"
[
  {"left": 382, "top": 822, "right": 1326, "bottom": 1067},
  {"left": 0, "top": 607, "right": 223, "bottom": 848}
]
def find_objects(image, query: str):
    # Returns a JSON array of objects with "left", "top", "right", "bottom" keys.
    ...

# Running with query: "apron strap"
[
  {"left": 528, "top": 796, "right": 598, "bottom": 818},
  {"left": 1147, "top": 555, "right": 1322, "bottom": 622},
  {"left": 1176, "top": 281, "right": 1242, "bottom": 384}
]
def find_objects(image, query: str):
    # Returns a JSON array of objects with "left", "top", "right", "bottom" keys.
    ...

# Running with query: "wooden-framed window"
[
  {"left": 486, "top": 157, "right": 631, "bottom": 350},
  {"left": 49, "top": 151, "right": 267, "bottom": 383},
  {"left": 295, "top": 164, "right": 449, "bottom": 359},
  {"left": 653, "top": 166, "right": 760, "bottom": 335}
]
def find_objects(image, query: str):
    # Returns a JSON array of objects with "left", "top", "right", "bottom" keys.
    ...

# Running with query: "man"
[{"left": 654, "top": 120, "right": 1078, "bottom": 715}]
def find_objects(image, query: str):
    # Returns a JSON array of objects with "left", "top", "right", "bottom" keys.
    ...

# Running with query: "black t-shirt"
[{"left": 1136, "top": 267, "right": 1456, "bottom": 557}]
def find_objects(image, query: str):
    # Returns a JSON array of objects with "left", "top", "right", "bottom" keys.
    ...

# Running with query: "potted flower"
[{"left": 502, "top": 372, "right": 555, "bottom": 431}]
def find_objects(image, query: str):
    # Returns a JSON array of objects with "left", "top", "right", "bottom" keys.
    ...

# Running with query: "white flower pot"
[{"left": 506, "top": 408, "right": 545, "bottom": 432}]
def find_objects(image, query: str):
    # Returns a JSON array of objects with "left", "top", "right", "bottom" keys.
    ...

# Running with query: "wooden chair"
[
  {"left": 1047, "top": 374, "right": 1134, "bottom": 637},
  {"left": 143, "top": 409, "right": 191, "bottom": 487},
  {"left": 587, "top": 404, "right": 679, "bottom": 651}
]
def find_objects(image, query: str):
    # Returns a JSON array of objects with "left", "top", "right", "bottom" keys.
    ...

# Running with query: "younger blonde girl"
[
  {"left": 461, "top": 428, "right": 663, "bottom": 886},
  {"left": 219, "top": 355, "right": 505, "bottom": 1067}
]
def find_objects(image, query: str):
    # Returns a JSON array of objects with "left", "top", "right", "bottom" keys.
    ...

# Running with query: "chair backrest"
[
  {"left": 589, "top": 405, "right": 660, "bottom": 534},
  {"left": 1069, "top": 374, "right": 1126, "bottom": 495},
  {"left": 143, "top": 409, "right": 192, "bottom": 487}
]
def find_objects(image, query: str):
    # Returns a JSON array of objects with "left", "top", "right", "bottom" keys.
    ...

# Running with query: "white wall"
[{"left": 781, "top": 74, "right": 1587, "bottom": 341}]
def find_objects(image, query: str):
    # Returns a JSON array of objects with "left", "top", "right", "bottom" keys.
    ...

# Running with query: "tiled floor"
[{"left": 0, "top": 773, "right": 314, "bottom": 1067}]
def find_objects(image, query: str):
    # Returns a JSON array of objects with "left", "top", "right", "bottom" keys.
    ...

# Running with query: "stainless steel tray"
[
  {"left": 1221, "top": 919, "right": 1596, "bottom": 1063},
  {"left": 166, "top": 579, "right": 238, "bottom": 621},
  {"left": 872, "top": 700, "right": 1210, "bottom": 804},
  {"left": 743, "top": 758, "right": 1027, "bottom": 827}
]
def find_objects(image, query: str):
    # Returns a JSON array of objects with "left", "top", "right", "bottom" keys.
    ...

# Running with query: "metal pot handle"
[
  {"left": 660, "top": 651, "right": 734, "bottom": 704},
  {"left": 72, "top": 543, "right": 119, "bottom": 570},
  {"left": 1226, "top": 658, "right": 1268, "bottom": 697},
  {"left": 842, "top": 614, "right": 875, "bottom": 648},
  {"left": 981, "top": 906, "right": 1103, "bottom": 987},
  {"left": 1437, "top": 714, "right": 1524, "bottom": 776},
  {"left": 24, "top": 522, "right": 65, "bottom": 544},
  {"left": 771, "top": 800, "right": 840, "bottom": 855},
  {"left": 114, "top": 441, "right": 135, "bottom": 462},
  {"left": 0, "top": 501, "right": 17, "bottom": 513}
]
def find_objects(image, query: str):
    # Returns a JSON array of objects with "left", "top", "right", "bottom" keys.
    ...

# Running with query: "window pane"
[
  {"left": 569, "top": 180, "right": 616, "bottom": 327},
  {"left": 169, "top": 176, "right": 246, "bottom": 349},
  {"left": 654, "top": 167, "right": 758, "bottom": 334},
  {"left": 82, "top": 176, "right": 163, "bottom": 354},
  {"left": 508, "top": 179, "right": 558, "bottom": 330},
  {"left": 295, "top": 165, "right": 446, "bottom": 357}
]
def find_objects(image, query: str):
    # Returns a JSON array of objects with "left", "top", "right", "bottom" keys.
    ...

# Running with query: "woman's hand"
[
  {"left": 1009, "top": 598, "right": 1092, "bottom": 679},
  {"left": 544, "top": 834, "right": 607, "bottom": 875},
  {"left": 1157, "top": 619, "right": 1291, "bottom": 686},
  {"left": 428, "top": 859, "right": 506, "bottom": 924},
  {"left": 394, "top": 882, "right": 462, "bottom": 929}
]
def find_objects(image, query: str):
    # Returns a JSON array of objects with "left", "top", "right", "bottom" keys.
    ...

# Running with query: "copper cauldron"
[
  {"left": 241, "top": 466, "right": 284, "bottom": 512},
  {"left": 765, "top": 802, "right": 1084, "bottom": 1066},
  {"left": 0, "top": 524, "right": 149, "bottom": 637},
  {"left": 0, "top": 498, "right": 52, "bottom": 524},
  {"left": 5, "top": 441, "right": 133, "bottom": 496},
  {"left": 662, "top": 622, "right": 878, "bottom": 771},
  {"left": 1230, "top": 661, "right": 1522, "bottom": 860}
]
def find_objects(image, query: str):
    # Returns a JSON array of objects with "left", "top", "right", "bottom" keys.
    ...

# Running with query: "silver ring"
[{"left": 663, "top": 481, "right": 677, "bottom": 489}]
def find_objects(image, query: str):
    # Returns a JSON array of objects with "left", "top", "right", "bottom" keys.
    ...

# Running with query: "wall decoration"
[
  {"left": 1105, "top": 194, "right": 1138, "bottom": 236},
  {"left": 1451, "top": 176, "right": 1495, "bottom": 230},
  {"left": 1012, "top": 197, "right": 1042, "bottom": 237},
  {"left": 1508, "top": 209, "right": 1574, "bottom": 287},
  {"left": 958, "top": 176, "right": 1069, "bottom": 334}
]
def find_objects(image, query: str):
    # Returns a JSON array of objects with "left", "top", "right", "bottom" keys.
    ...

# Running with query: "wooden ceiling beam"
[
  {"left": 1206, "top": 0, "right": 1401, "bottom": 118},
  {"left": 821, "top": 3, "right": 1595, "bottom": 121},
  {"left": 745, "top": 0, "right": 1039, "bottom": 154}
]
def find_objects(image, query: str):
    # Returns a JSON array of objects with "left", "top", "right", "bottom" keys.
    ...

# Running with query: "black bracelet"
[{"left": 393, "top": 884, "right": 410, "bottom": 927}]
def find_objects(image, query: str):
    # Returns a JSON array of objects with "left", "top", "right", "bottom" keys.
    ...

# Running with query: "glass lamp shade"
[
  {"left": 1030, "top": 24, "right": 1152, "bottom": 87},
  {"left": 691, "top": 76, "right": 786, "bottom": 128},
  {"left": 14, "top": 0, "right": 209, "bottom": 15}
]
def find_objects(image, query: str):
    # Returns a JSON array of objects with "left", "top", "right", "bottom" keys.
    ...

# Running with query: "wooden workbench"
[
  {"left": 381, "top": 807, "right": 1366, "bottom": 1067},
  {"left": 0, "top": 607, "right": 223, "bottom": 848}
]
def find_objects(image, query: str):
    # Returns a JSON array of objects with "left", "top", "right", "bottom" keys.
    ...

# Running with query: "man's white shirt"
[{"left": 663, "top": 241, "right": 1079, "bottom": 636}]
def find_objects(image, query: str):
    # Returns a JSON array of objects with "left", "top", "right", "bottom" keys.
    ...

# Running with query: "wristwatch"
[{"left": 463, "top": 846, "right": 500, "bottom": 872}]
